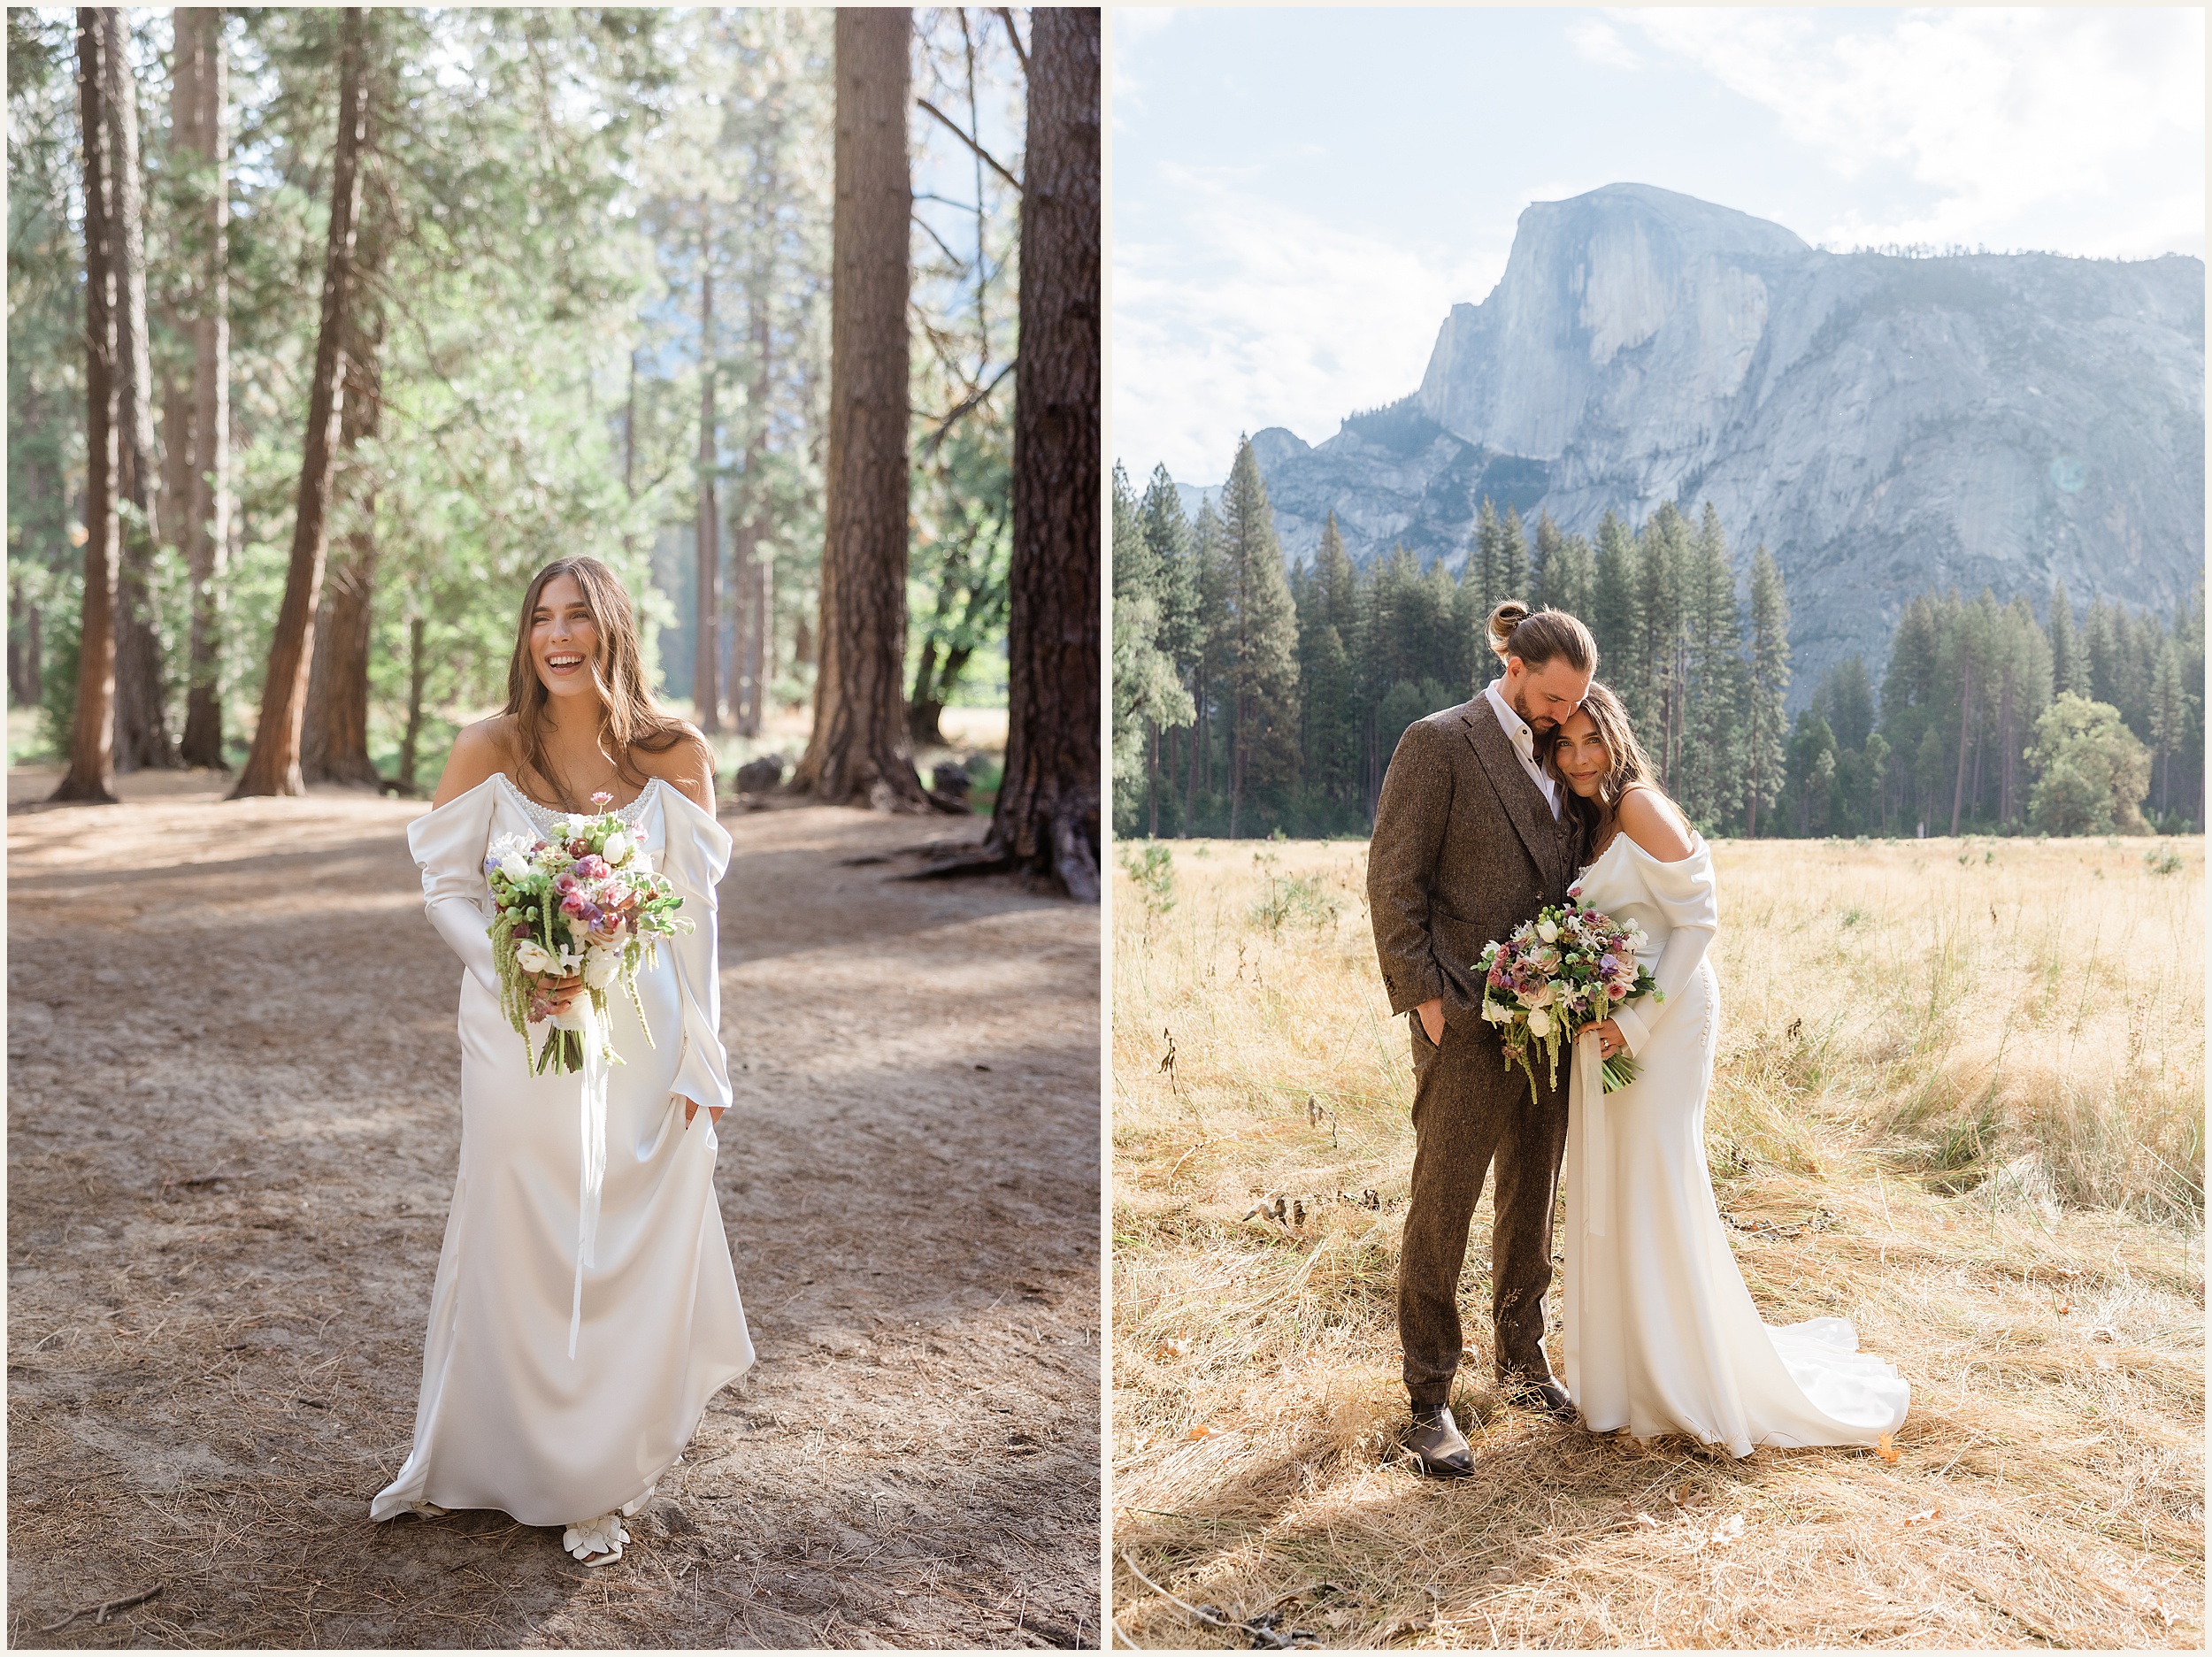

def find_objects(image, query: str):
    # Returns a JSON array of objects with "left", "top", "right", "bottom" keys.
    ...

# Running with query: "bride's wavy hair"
[
  {"left": 1548, "top": 679, "right": 1661, "bottom": 845},
  {"left": 503, "top": 556, "right": 688, "bottom": 809}
]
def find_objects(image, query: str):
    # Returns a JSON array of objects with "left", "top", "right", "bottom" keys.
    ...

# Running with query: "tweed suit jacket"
[{"left": 1368, "top": 695, "right": 1581, "bottom": 1028}]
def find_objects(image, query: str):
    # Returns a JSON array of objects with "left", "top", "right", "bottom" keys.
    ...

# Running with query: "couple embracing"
[{"left": 1369, "top": 601, "right": 1911, "bottom": 1477}]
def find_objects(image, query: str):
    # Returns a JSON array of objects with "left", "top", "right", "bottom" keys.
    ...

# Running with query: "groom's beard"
[{"left": 1508, "top": 681, "right": 1554, "bottom": 733}]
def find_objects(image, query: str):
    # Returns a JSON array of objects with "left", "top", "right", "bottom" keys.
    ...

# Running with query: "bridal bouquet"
[
  {"left": 1475, "top": 899, "right": 1663, "bottom": 1103},
  {"left": 483, "top": 791, "right": 692, "bottom": 1075}
]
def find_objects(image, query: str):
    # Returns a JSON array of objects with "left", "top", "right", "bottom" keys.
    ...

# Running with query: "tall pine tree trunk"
[
  {"left": 53, "top": 7, "right": 123, "bottom": 802},
  {"left": 231, "top": 5, "right": 368, "bottom": 800},
  {"left": 104, "top": 7, "right": 175, "bottom": 771},
  {"left": 975, "top": 4, "right": 1100, "bottom": 891},
  {"left": 692, "top": 222, "right": 721, "bottom": 734},
  {"left": 733, "top": 242, "right": 775, "bottom": 739},
  {"left": 396, "top": 612, "right": 428, "bottom": 793},
  {"left": 1948, "top": 659, "right": 1973, "bottom": 837},
  {"left": 791, "top": 7, "right": 928, "bottom": 809},
  {"left": 302, "top": 265, "right": 385, "bottom": 786},
  {"left": 744, "top": 552, "right": 771, "bottom": 734},
  {"left": 1184, "top": 667, "right": 1203, "bottom": 820},
  {"left": 177, "top": 4, "right": 230, "bottom": 769},
  {"left": 1148, "top": 720, "right": 1160, "bottom": 837}
]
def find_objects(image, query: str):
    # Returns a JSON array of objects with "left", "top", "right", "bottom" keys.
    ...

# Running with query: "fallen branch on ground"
[{"left": 37, "top": 1584, "right": 162, "bottom": 1634}]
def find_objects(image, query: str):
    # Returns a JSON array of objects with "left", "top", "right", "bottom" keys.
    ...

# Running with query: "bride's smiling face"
[
  {"left": 530, "top": 574, "right": 602, "bottom": 702},
  {"left": 1554, "top": 708, "right": 1610, "bottom": 800}
]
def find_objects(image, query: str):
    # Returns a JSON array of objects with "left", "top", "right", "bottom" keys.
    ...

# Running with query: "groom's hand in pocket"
[{"left": 1417, "top": 997, "right": 1446, "bottom": 1047}]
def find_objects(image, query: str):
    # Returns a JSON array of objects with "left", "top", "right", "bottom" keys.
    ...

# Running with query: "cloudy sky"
[{"left": 1110, "top": 6, "right": 2206, "bottom": 487}]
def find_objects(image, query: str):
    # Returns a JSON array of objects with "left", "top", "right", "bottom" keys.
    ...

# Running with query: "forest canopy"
[{"left": 7, "top": 6, "right": 1030, "bottom": 788}]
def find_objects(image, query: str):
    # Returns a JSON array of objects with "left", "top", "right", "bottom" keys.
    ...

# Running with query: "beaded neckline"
[{"left": 495, "top": 771, "right": 660, "bottom": 836}]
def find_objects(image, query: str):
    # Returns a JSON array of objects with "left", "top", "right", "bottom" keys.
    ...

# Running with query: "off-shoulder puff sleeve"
[
  {"left": 1609, "top": 838, "right": 1719, "bottom": 1059},
  {"left": 653, "top": 786, "right": 735, "bottom": 1114},
  {"left": 406, "top": 778, "right": 501, "bottom": 996}
]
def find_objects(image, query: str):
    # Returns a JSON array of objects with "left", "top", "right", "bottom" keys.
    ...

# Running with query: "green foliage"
[
  {"left": 905, "top": 8, "right": 1024, "bottom": 733},
  {"left": 1742, "top": 545, "right": 1790, "bottom": 835},
  {"left": 1112, "top": 463, "right": 1194, "bottom": 834},
  {"left": 2027, "top": 693, "right": 2152, "bottom": 835},
  {"left": 8, "top": 6, "right": 1023, "bottom": 782},
  {"left": 6, "top": 8, "right": 81, "bottom": 710},
  {"left": 1117, "top": 431, "right": 2203, "bottom": 840},
  {"left": 1248, "top": 867, "right": 1339, "bottom": 934},
  {"left": 36, "top": 598, "right": 80, "bottom": 763},
  {"left": 1217, "top": 438, "right": 1302, "bottom": 835},
  {"left": 1118, "top": 840, "right": 1179, "bottom": 917}
]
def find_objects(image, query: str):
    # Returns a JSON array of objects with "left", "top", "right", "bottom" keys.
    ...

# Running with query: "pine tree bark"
[
  {"left": 104, "top": 6, "right": 175, "bottom": 771},
  {"left": 53, "top": 6, "right": 122, "bottom": 802},
  {"left": 791, "top": 7, "right": 929, "bottom": 809},
  {"left": 177, "top": 4, "right": 229, "bottom": 770},
  {"left": 733, "top": 231, "right": 776, "bottom": 739},
  {"left": 230, "top": 6, "right": 369, "bottom": 800},
  {"left": 302, "top": 258, "right": 385, "bottom": 786},
  {"left": 976, "top": 4, "right": 1100, "bottom": 894},
  {"left": 693, "top": 221, "right": 721, "bottom": 734},
  {"left": 396, "top": 613, "right": 429, "bottom": 793}
]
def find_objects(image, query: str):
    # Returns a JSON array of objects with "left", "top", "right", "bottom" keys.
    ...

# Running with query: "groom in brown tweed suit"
[{"left": 1367, "top": 602, "right": 1597, "bottom": 1476}]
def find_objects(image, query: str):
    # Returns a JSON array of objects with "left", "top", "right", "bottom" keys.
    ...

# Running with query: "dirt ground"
[{"left": 4, "top": 769, "right": 1102, "bottom": 1649}]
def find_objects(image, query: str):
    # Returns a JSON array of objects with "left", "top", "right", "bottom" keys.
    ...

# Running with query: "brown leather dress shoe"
[
  {"left": 1406, "top": 1404, "right": 1474, "bottom": 1477},
  {"left": 1503, "top": 1377, "right": 1575, "bottom": 1417}
]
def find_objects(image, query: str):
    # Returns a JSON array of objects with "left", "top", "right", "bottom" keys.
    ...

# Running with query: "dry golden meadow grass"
[{"left": 1111, "top": 833, "right": 2204, "bottom": 1650}]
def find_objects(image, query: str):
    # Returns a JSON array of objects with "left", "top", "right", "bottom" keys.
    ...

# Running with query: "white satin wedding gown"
[
  {"left": 1562, "top": 828, "right": 1909, "bottom": 1455},
  {"left": 371, "top": 773, "right": 754, "bottom": 1527}
]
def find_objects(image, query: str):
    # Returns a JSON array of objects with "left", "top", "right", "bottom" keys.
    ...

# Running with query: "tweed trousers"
[{"left": 1398, "top": 1012, "right": 1571, "bottom": 1406}]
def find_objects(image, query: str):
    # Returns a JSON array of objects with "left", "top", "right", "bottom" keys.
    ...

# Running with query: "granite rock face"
[{"left": 1227, "top": 182, "right": 2204, "bottom": 699}]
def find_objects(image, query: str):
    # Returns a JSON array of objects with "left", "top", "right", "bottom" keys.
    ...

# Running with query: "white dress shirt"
[{"left": 1486, "top": 679, "right": 1560, "bottom": 817}]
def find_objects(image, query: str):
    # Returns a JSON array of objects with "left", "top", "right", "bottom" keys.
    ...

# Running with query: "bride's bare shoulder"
[
  {"left": 632, "top": 721, "right": 717, "bottom": 814},
  {"left": 431, "top": 717, "right": 518, "bottom": 808},
  {"left": 1617, "top": 786, "right": 1694, "bottom": 863}
]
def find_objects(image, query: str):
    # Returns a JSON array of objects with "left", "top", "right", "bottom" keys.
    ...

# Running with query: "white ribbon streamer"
[
  {"left": 553, "top": 996, "right": 611, "bottom": 1360},
  {"left": 1574, "top": 1028, "right": 1609, "bottom": 1239}
]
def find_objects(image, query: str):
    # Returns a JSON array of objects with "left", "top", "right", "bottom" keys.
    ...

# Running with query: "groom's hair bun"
[{"left": 1488, "top": 600, "right": 1598, "bottom": 674}]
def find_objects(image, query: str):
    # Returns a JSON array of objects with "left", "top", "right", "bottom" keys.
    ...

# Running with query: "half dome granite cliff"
[{"left": 1201, "top": 183, "right": 2204, "bottom": 700}]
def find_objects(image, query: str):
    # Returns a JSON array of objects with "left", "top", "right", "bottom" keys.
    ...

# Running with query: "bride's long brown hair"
[
  {"left": 502, "top": 556, "right": 687, "bottom": 810},
  {"left": 1548, "top": 679, "right": 1663, "bottom": 852}
]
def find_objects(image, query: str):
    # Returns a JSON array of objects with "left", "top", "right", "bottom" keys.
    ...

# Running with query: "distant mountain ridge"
[{"left": 1188, "top": 183, "right": 2204, "bottom": 701}]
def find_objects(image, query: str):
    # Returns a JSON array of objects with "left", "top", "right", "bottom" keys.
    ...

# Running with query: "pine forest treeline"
[
  {"left": 1113, "top": 439, "right": 2206, "bottom": 842},
  {"left": 8, "top": 9, "right": 1039, "bottom": 807}
]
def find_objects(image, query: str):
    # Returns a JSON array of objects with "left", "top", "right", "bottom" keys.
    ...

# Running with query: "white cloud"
[
  {"left": 1112, "top": 7, "right": 1179, "bottom": 44},
  {"left": 1109, "top": 2, "right": 1179, "bottom": 112},
  {"left": 1618, "top": 6, "right": 2204, "bottom": 254},
  {"left": 1565, "top": 18, "right": 1641, "bottom": 72},
  {"left": 1112, "top": 169, "right": 1502, "bottom": 484}
]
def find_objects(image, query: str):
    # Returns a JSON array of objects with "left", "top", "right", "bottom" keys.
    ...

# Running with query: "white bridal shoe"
[
  {"left": 404, "top": 1500, "right": 449, "bottom": 1518},
  {"left": 563, "top": 1511, "right": 630, "bottom": 1567}
]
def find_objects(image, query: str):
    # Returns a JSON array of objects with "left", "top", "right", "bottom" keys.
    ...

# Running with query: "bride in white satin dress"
[
  {"left": 1548, "top": 683, "right": 1909, "bottom": 1455},
  {"left": 371, "top": 556, "right": 753, "bottom": 1564}
]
